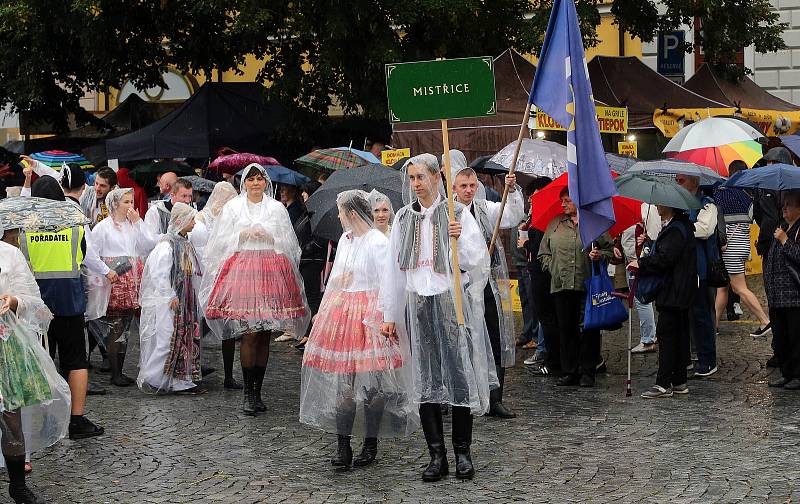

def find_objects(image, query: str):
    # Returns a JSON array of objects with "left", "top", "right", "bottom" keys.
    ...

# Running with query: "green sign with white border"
[{"left": 385, "top": 56, "right": 497, "bottom": 123}]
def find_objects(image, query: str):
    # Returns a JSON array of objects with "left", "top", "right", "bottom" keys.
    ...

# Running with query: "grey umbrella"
[
  {"left": 490, "top": 138, "right": 567, "bottom": 179},
  {"left": 628, "top": 159, "right": 725, "bottom": 186},
  {"left": 615, "top": 174, "right": 702, "bottom": 210},
  {"left": 606, "top": 153, "right": 639, "bottom": 174},
  {"left": 0, "top": 196, "right": 90, "bottom": 232},
  {"left": 182, "top": 175, "right": 217, "bottom": 193}
]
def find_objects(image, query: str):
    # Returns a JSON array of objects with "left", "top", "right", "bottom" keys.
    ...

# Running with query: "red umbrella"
[
  {"left": 208, "top": 152, "right": 281, "bottom": 175},
  {"left": 530, "top": 173, "right": 642, "bottom": 237}
]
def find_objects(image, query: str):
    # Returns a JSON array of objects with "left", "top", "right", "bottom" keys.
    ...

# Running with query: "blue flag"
[{"left": 529, "top": 0, "right": 617, "bottom": 247}]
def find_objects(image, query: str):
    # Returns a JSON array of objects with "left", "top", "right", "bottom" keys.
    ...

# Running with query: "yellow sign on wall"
[
  {"left": 653, "top": 107, "right": 800, "bottom": 138},
  {"left": 618, "top": 141, "right": 638, "bottom": 158},
  {"left": 381, "top": 148, "right": 411, "bottom": 166},
  {"left": 534, "top": 106, "right": 628, "bottom": 134}
]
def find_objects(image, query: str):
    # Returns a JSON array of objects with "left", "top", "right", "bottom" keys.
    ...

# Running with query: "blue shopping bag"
[{"left": 583, "top": 261, "right": 629, "bottom": 331}]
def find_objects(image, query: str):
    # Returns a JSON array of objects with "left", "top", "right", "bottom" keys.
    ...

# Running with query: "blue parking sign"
[{"left": 657, "top": 31, "right": 685, "bottom": 76}]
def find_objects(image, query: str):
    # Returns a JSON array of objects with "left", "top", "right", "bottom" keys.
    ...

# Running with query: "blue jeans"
[
  {"left": 690, "top": 281, "right": 717, "bottom": 369},
  {"left": 627, "top": 270, "right": 656, "bottom": 345}
]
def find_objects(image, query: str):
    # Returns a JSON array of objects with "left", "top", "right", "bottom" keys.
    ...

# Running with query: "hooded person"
[
  {"left": 379, "top": 153, "right": 497, "bottom": 482},
  {"left": 447, "top": 149, "right": 523, "bottom": 419},
  {"left": 299, "top": 190, "right": 418, "bottom": 469},
  {"left": 0, "top": 226, "right": 72, "bottom": 503},
  {"left": 200, "top": 163, "right": 310, "bottom": 415},
  {"left": 188, "top": 181, "right": 241, "bottom": 390},
  {"left": 137, "top": 202, "right": 205, "bottom": 394},
  {"left": 144, "top": 177, "right": 194, "bottom": 239},
  {"left": 92, "top": 188, "right": 158, "bottom": 387},
  {"left": 367, "top": 189, "right": 395, "bottom": 237}
]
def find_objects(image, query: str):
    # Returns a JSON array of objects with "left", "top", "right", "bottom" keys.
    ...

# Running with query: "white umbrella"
[
  {"left": 664, "top": 117, "right": 763, "bottom": 152},
  {"left": 490, "top": 138, "right": 567, "bottom": 179}
]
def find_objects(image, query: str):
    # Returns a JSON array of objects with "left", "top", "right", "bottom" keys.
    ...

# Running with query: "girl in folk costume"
[
  {"left": 201, "top": 164, "right": 310, "bottom": 415},
  {"left": 300, "top": 190, "right": 417, "bottom": 469},
  {"left": 448, "top": 149, "right": 524, "bottom": 419},
  {"left": 92, "top": 188, "right": 158, "bottom": 386},
  {"left": 380, "top": 153, "right": 497, "bottom": 482},
  {"left": 0, "top": 237, "right": 72, "bottom": 504},
  {"left": 137, "top": 203, "right": 204, "bottom": 394},
  {"left": 189, "top": 181, "right": 242, "bottom": 390},
  {"left": 368, "top": 189, "right": 395, "bottom": 237}
]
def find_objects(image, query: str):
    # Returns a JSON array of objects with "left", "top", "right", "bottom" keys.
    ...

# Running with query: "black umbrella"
[
  {"left": 469, "top": 155, "right": 507, "bottom": 174},
  {"left": 128, "top": 160, "right": 195, "bottom": 186},
  {"left": 306, "top": 164, "right": 404, "bottom": 241}
]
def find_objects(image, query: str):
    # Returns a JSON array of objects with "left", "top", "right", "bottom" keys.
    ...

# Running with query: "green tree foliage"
[{"left": 0, "top": 0, "right": 787, "bottom": 133}]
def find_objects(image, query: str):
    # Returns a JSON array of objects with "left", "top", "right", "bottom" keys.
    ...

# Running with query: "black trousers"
[
  {"left": 484, "top": 284, "right": 502, "bottom": 367},
  {"left": 300, "top": 261, "right": 324, "bottom": 336},
  {"left": 531, "top": 271, "right": 559, "bottom": 370},
  {"left": 770, "top": 306, "right": 800, "bottom": 379},
  {"left": 553, "top": 290, "right": 600, "bottom": 377},
  {"left": 655, "top": 307, "right": 690, "bottom": 389},
  {"left": 47, "top": 314, "right": 89, "bottom": 375}
]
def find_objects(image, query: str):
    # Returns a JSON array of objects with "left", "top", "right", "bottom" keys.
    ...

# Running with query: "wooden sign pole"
[
  {"left": 440, "top": 119, "right": 466, "bottom": 326},
  {"left": 488, "top": 102, "right": 532, "bottom": 256}
]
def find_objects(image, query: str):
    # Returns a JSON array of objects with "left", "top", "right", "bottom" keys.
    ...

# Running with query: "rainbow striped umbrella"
[
  {"left": 663, "top": 117, "right": 764, "bottom": 176},
  {"left": 30, "top": 150, "right": 94, "bottom": 170}
]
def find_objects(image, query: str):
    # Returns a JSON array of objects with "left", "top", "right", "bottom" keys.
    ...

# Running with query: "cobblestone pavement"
[{"left": 7, "top": 280, "right": 800, "bottom": 503}]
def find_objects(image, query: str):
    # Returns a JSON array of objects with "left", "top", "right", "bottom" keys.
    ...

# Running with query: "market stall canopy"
[
  {"left": 105, "top": 82, "right": 288, "bottom": 161},
  {"left": 587, "top": 56, "right": 728, "bottom": 131},
  {"left": 391, "top": 48, "right": 538, "bottom": 161}
]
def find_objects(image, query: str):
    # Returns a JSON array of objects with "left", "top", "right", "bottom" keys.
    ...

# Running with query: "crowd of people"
[{"left": 0, "top": 143, "right": 798, "bottom": 502}]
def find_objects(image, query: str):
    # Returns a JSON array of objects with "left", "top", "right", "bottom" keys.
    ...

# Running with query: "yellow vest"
[{"left": 20, "top": 226, "right": 85, "bottom": 279}]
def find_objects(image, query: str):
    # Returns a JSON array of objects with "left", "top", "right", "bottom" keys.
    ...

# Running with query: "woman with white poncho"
[
  {"left": 92, "top": 188, "right": 158, "bottom": 387},
  {"left": 201, "top": 164, "right": 310, "bottom": 415},
  {"left": 368, "top": 189, "right": 395, "bottom": 237},
  {"left": 189, "top": 181, "right": 242, "bottom": 390},
  {"left": 300, "top": 190, "right": 417, "bottom": 469},
  {"left": 0, "top": 238, "right": 71, "bottom": 503},
  {"left": 137, "top": 203, "right": 204, "bottom": 395}
]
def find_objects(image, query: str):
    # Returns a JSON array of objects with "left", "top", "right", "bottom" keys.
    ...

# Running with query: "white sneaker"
[{"left": 274, "top": 333, "right": 295, "bottom": 342}]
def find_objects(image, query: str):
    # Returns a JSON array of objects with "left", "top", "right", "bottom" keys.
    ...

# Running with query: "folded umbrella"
[
  {"left": 209, "top": 152, "right": 281, "bottom": 176},
  {"left": 627, "top": 159, "right": 726, "bottom": 186},
  {"left": 615, "top": 174, "right": 702, "bottom": 210},
  {"left": 722, "top": 163, "right": 800, "bottom": 192},
  {"left": 0, "top": 196, "right": 90, "bottom": 232},
  {"left": 305, "top": 164, "right": 403, "bottom": 241},
  {"left": 530, "top": 173, "right": 642, "bottom": 237}
]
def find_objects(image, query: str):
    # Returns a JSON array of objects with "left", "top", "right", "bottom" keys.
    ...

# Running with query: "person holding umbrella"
[
  {"left": 764, "top": 191, "right": 800, "bottom": 389},
  {"left": 201, "top": 164, "right": 310, "bottom": 415},
  {"left": 299, "top": 190, "right": 416, "bottom": 469},
  {"left": 448, "top": 149, "right": 523, "bottom": 419},
  {"left": 380, "top": 153, "right": 495, "bottom": 481},
  {"left": 630, "top": 204, "right": 697, "bottom": 398}
]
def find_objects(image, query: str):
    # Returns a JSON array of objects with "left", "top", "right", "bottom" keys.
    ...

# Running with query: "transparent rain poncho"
[
  {"left": 299, "top": 190, "right": 418, "bottom": 438},
  {"left": 190, "top": 181, "right": 238, "bottom": 261},
  {"left": 0, "top": 240, "right": 71, "bottom": 468},
  {"left": 200, "top": 164, "right": 311, "bottom": 338},
  {"left": 449, "top": 149, "right": 521, "bottom": 368},
  {"left": 380, "top": 153, "right": 497, "bottom": 415},
  {"left": 367, "top": 189, "right": 395, "bottom": 237},
  {"left": 137, "top": 203, "right": 203, "bottom": 394}
]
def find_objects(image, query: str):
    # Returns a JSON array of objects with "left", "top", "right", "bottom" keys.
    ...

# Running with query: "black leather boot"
[
  {"left": 252, "top": 366, "right": 267, "bottom": 412},
  {"left": 487, "top": 366, "right": 516, "bottom": 419},
  {"left": 451, "top": 406, "right": 475, "bottom": 480},
  {"left": 352, "top": 437, "right": 378, "bottom": 467},
  {"left": 330, "top": 435, "right": 353, "bottom": 467},
  {"left": 241, "top": 368, "right": 256, "bottom": 416},
  {"left": 9, "top": 482, "right": 46, "bottom": 504},
  {"left": 419, "top": 403, "right": 449, "bottom": 482}
]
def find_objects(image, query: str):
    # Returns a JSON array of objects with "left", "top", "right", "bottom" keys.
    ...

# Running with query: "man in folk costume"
[
  {"left": 380, "top": 153, "right": 497, "bottom": 482},
  {"left": 447, "top": 149, "right": 524, "bottom": 419},
  {"left": 144, "top": 178, "right": 194, "bottom": 239}
]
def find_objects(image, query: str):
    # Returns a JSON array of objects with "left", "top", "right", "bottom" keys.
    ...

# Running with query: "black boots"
[
  {"left": 451, "top": 406, "right": 475, "bottom": 480},
  {"left": 241, "top": 367, "right": 257, "bottom": 416},
  {"left": 352, "top": 437, "right": 378, "bottom": 467},
  {"left": 330, "top": 435, "right": 353, "bottom": 467},
  {"left": 487, "top": 366, "right": 516, "bottom": 419},
  {"left": 252, "top": 366, "right": 267, "bottom": 412},
  {"left": 419, "top": 403, "right": 449, "bottom": 482},
  {"left": 8, "top": 482, "right": 45, "bottom": 504}
]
